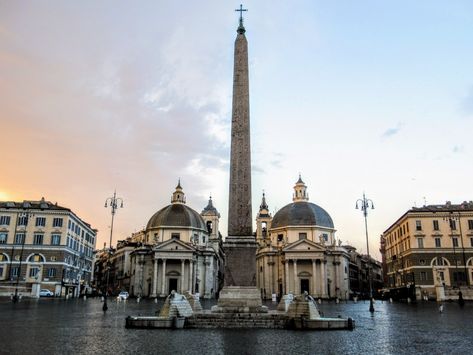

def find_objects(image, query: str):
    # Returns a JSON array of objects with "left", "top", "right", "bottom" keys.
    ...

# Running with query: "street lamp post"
[
  {"left": 13, "top": 210, "right": 34, "bottom": 303},
  {"left": 356, "top": 193, "right": 375, "bottom": 313},
  {"left": 102, "top": 191, "right": 123, "bottom": 312}
]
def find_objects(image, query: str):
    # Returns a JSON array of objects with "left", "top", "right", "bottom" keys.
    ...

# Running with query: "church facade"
[
  {"left": 119, "top": 182, "right": 224, "bottom": 299},
  {"left": 256, "top": 176, "right": 350, "bottom": 300}
]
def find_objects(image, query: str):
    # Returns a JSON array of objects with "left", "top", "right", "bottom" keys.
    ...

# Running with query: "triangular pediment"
[
  {"left": 154, "top": 238, "right": 195, "bottom": 252},
  {"left": 282, "top": 238, "right": 326, "bottom": 252}
]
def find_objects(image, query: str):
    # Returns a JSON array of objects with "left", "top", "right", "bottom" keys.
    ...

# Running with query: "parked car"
[
  {"left": 118, "top": 291, "right": 129, "bottom": 300},
  {"left": 39, "top": 289, "right": 54, "bottom": 297}
]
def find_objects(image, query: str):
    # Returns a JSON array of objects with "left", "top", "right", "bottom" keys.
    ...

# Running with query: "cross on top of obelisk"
[{"left": 235, "top": 4, "right": 248, "bottom": 34}]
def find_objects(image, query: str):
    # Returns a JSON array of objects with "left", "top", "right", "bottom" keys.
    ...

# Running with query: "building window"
[
  {"left": 277, "top": 234, "right": 283, "bottom": 242},
  {"left": 299, "top": 233, "right": 307, "bottom": 240},
  {"left": 322, "top": 233, "right": 329, "bottom": 241},
  {"left": 202, "top": 236, "right": 206, "bottom": 244},
  {"left": 29, "top": 267, "right": 39, "bottom": 278},
  {"left": 452, "top": 237, "right": 459, "bottom": 248},
  {"left": 470, "top": 238, "right": 473, "bottom": 247},
  {"left": 417, "top": 238, "right": 424, "bottom": 249},
  {"left": 419, "top": 259, "right": 425, "bottom": 265},
  {"left": 51, "top": 234, "right": 61, "bottom": 245},
  {"left": 468, "top": 220, "right": 473, "bottom": 230},
  {"left": 14, "top": 234, "right": 24, "bottom": 245},
  {"left": 415, "top": 220, "right": 422, "bottom": 231},
  {"left": 33, "top": 234, "right": 44, "bottom": 245},
  {"left": 171, "top": 233, "right": 180, "bottom": 240},
  {"left": 435, "top": 238, "right": 441, "bottom": 248},
  {"left": 35, "top": 217, "right": 46, "bottom": 227},
  {"left": 11, "top": 266, "right": 19, "bottom": 278},
  {"left": 0, "top": 216, "right": 11, "bottom": 225},
  {"left": 420, "top": 272, "right": 427, "bottom": 281},
  {"left": 47, "top": 268, "right": 56, "bottom": 278},
  {"left": 0, "top": 233, "right": 7, "bottom": 244},
  {"left": 52, "top": 218, "right": 63, "bottom": 228},
  {"left": 433, "top": 220, "right": 439, "bottom": 231},
  {"left": 449, "top": 219, "right": 457, "bottom": 230},
  {"left": 18, "top": 216, "right": 28, "bottom": 226},
  {"left": 51, "top": 256, "right": 57, "bottom": 261}
]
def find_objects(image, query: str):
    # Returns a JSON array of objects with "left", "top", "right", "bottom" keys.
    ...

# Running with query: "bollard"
[
  {"left": 407, "top": 297, "right": 411, "bottom": 304},
  {"left": 336, "top": 298, "right": 339, "bottom": 304},
  {"left": 389, "top": 298, "right": 393, "bottom": 303},
  {"left": 137, "top": 297, "right": 140, "bottom": 303},
  {"left": 154, "top": 298, "right": 158, "bottom": 304},
  {"left": 83, "top": 295, "right": 87, "bottom": 301},
  {"left": 318, "top": 298, "right": 322, "bottom": 304},
  {"left": 101, "top": 296, "right": 104, "bottom": 302},
  {"left": 439, "top": 303, "right": 444, "bottom": 313},
  {"left": 348, "top": 317, "right": 354, "bottom": 330}
]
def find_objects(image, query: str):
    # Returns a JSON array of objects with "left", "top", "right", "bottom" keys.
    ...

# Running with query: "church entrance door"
[
  {"left": 300, "top": 279, "right": 310, "bottom": 294},
  {"left": 169, "top": 278, "right": 178, "bottom": 293}
]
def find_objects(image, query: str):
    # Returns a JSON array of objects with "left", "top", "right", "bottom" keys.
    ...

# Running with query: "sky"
[{"left": 1, "top": 1, "right": 473, "bottom": 259}]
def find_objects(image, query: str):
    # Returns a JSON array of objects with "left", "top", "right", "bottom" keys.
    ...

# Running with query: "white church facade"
[
  {"left": 124, "top": 182, "right": 224, "bottom": 299},
  {"left": 256, "top": 176, "right": 350, "bottom": 300}
]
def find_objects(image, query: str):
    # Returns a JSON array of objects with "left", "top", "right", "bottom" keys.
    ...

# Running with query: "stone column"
[
  {"left": 284, "top": 260, "right": 289, "bottom": 294},
  {"left": 334, "top": 260, "right": 339, "bottom": 298},
  {"left": 321, "top": 260, "right": 327, "bottom": 298},
  {"left": 180, "top": 259, "right": 185, "bottom": 293},
  {"left": 161, "top": 258, "right": 167, "bottom": 296},
  {"left": 189, "top": 260, "right": 194, "bottom": 292},
  {"left": 152, "top": 258, "right": 158, "bottom": 297},
  {"left": 312, "top": 259, "right": 317, "bottom": 296},
  {"left": 268, "top": 258, "right": 273, "bottom": 296},
  {"left": 318, "top": 260, "right": 323, "bottom": 296},
  {"left": 192, "top": 260, "right": 197, "bottom": 293},
  {"left": 293, "top": 259, "right": 298, "bottom": 294}
]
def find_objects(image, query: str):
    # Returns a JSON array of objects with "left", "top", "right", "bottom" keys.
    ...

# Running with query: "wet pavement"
[{"left": 0, "top": 297, "right": 472, "bottom": 354}]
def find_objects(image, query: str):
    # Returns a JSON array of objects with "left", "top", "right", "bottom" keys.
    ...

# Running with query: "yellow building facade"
[
  {"left": 381, "top": 201, "right": 473, "bottom": 300},
  {"left": 0, "top": 198, "right": 97, "bottom": 297}
]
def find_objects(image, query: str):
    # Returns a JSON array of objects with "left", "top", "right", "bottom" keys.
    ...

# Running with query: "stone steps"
[{"left": 185, "top": 313, "right": 288, "bottom": 329}]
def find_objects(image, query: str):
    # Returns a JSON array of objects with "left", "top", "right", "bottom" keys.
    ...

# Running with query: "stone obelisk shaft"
[
  {"left": 228, "top": 26, "right": 252, "bottom": 237},
  {"left": 222, "top": 21, "right": 258, "bottom": 290}
]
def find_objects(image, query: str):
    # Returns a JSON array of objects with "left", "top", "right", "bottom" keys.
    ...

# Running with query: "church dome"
[
  {"left": 146, "top": 203, "right": 206, "bottom": 230},
  {"left": 271, "top": 175, "right": 334, "bottom": 229},
  {"left": 271, "top": 201, "right": 334, "bottom": 229},
  {"left": 146, "top": 181, "right": 206, "bottom": 231}
]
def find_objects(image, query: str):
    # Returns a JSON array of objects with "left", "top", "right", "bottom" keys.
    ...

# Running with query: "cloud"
[
  {"left": 381, "top": 122, "right": 403, "bottom": 138},
  {"left": 0, "top": 1, "right": 233, "bottom": 245},
  {"left": 452, "top": 145, "right": 464, "bottom": 153}
]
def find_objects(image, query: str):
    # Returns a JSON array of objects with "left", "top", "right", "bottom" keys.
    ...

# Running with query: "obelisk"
[
  {"left": 213, "top": 6, "right": 265, "bottom": 314},
  {"left": 224, "top": 5, "right": 257, "bottom": 288}
]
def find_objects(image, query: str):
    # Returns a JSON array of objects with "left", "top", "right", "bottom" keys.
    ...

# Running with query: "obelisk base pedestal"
[
  {"left": 212, "top": 236, "right": 266, "bottom": 313},
  {"left": 212, "top": 286, "right": 267, "bottom": 313},
  {"left": 223, "top": 236, "right": 257, "bottom": 286}
]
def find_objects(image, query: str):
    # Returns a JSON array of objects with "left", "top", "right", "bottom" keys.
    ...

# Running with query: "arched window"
[
  {"left": 27, "top": 253, "right": 45, "bottom": 263},
  {"left": 431, "top": 256, "right": 450, "bottom": 266}
]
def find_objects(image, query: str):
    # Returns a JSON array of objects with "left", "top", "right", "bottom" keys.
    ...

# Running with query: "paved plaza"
[{"left": 1, "top": 298, "right": 472, "bottom": 354}]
